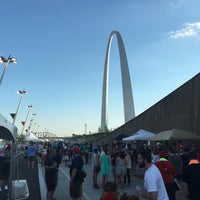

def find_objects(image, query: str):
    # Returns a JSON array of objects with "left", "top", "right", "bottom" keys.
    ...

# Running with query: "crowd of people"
[
  {"left": 18, "top": 139, "right": 200, "bottom": 200},
  {"left": 67, "top": 140, "right": 200, "bottom": 200}
]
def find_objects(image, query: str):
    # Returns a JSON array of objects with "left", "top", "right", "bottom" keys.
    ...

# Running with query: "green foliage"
[{"left": 17, "top": 134, "right": 25, "bottom": 144}]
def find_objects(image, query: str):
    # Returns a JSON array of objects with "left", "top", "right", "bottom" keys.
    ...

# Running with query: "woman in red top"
[{"left": 101, "top": 181, "right": 119, "bottom": 200}]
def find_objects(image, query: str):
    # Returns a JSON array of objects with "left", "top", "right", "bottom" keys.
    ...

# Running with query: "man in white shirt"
[{"left": 137, "top": 150, "right": 169, "bottom": 200}]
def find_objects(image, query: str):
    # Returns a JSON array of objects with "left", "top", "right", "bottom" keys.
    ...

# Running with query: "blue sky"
[{"left": 0, "top": 0, "right": 200, "bottom": 137}]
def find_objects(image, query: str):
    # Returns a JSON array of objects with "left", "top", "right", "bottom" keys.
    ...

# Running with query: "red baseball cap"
[
  {"left": 73, "top": 147, "right": 81, "bottom": 154},
  {"left": 159, "top": 150, "right": 167, "bottom": 158}
]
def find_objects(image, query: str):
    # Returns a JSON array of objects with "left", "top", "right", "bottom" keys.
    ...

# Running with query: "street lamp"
[
  {"left": 0, "top": 55, "right": 18, "bottom": 86},
  {"left": 12, "top": 90, "right": 28, "bottom": 125},
  {"left": 32, "top": 123, "right": 37, "bottom": 133},
  {"left": 36, "top": 125, "right": 40, "bottom": 137},
  {"left": 28, "top": 113, "right": 36, "bottom": 132},
  {"left": 20, "top": 105, "right": 33, "bottom": 135}
]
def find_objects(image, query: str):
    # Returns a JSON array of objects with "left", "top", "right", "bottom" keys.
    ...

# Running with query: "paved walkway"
[{"left": 0, "top": 154, "right": 41, "bottom": 200}]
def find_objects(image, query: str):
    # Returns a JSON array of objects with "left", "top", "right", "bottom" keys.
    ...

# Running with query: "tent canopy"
[
  {"left": 0, "top": 114, "right": 18, "bottom": 142},
  {"left": 123, "top": 129, "right": 155, "bottom": 141},
  {"left": 24, "top": 132, "right": 41, "bottom": 142},
  {"left": 149, "top": 129, "right": 200, "bottom": 141}
]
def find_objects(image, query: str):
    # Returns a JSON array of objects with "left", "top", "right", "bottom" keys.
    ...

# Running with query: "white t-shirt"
[
  {"left": 144, "top": 164, "right": 169, "bottom": 200},
  {"left": 92, "top": 152, "right": 100, "bottom": 169}
]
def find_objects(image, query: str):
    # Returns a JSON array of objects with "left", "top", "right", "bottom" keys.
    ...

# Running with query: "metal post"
[
  {"left": 20, "top": 105, "right": 33, "bottom": 135},
  {"left": 0, "top": 55, "right": 18, "bottom": 86},
  {"left": 13, "top": 90, "right": 28, "bottom": 125}
]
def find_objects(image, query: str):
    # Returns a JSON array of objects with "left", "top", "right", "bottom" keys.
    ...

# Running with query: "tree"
[{"left": 17, "top": 134, "right": 25, "bottom": 144}]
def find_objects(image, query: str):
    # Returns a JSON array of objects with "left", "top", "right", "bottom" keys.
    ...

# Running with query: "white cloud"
[{"left": 170, "top": 22, "right": 200, "bottom": 39}]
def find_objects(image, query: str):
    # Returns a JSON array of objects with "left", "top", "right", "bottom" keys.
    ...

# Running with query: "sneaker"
[{"left": 4, "top": 185, "right": 8, "bottom": 190}]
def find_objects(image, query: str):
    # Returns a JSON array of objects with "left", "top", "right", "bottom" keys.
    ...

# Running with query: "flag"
[
  {"left": 21, "top": 121, "right": 25, "bottom": 126},
  {"left": 10, "top": 113, "right": 16, "bottom": 120}
]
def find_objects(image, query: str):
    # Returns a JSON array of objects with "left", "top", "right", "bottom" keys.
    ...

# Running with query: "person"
[
  {"left": 2, "top": 148, "right": 10, "bottom": 190},
  {"left": 168, "top": 147, "right": 183, "bottom": 181},
  {"left": 155, "top": 151, "right": 177, "bottom": 200},
  {"left": 44, "top": 148, "right": 58, "bottom": 200},
  {"left": 120, "top": 192, "right": 140, "bottom": 200},
  {"left": 115, "top": 150, "right": 126, "bottom": 189},
  {"left": 151, "top": 147, "right": 159, "bottom": 163},
  {"left": 0, "top": 148, "right": 5, "bottom": 191},
  {"left": 124, "top": 149, "right": 132, "bottom": 186},
  {"left": 27, "top": 141, "right": 35, "bottom": 169},
  {"left": 137, "top": 150, "right": 169, "bottom": 200},
  {"left": 24, "top": 145, "right": 28, "bottom": 163},
  {"left": 92, "top": 147, "right": 101, "bottom": 188},
  {"left": 182, "top": 150, "right": 200, "bottom": 200},
  {"left": 101, "top": 181, "right": 119, "bottom": 200},
  {"left": 80, "top": 143, "right": 89, "bottom": 164},
  {"left": 110, "top": 147, "right": 119, "bottom": 183},
  {"left": 42, "top": 145, "right": 47, "bottom": 165},
  {"left": 180, "top": 146, "right": 190, "bottom": 168},
  {"left": 37, "top": 142, "right": 43, "bottom": 163},
  {"left": 54, "top": 146, "right": 63, "bottom": 188},
  {"left": 70, "top": 147, "right": 85, "bottom": 200},
  {"left": 100, "top": 147, "right": 111, "bottom": 188}
]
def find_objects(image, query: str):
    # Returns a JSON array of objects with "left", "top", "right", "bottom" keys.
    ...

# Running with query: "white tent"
[
  {"left": 123, "top": 129, "right": 155, "bottom": 141},
  {"left": 24, "top": 132, "right": 41, "bottom": 142},
  {"left": 0, "top": 114, "right": 18, "bottom": 141}
]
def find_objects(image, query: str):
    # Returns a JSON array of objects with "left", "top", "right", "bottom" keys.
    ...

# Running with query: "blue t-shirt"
[{"left": 28, "top": 145, "right": 35, "bottom": 157}]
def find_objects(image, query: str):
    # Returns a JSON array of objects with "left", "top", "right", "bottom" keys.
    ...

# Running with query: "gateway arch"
[{"left": 101, "top": 31, "right": 135, "bottom": 132}]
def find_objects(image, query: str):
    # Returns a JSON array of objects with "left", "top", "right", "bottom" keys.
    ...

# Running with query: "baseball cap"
[
  {"left": 159, "top": 150, "right": 167, "bottom": 158},
  {"left": 73, "top": 147, "right": 81, "bottom": 154}
]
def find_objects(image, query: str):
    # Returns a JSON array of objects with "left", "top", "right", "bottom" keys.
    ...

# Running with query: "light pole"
[
  {"left": 85, "top": 123, "right": 87, "bottom": 135},
  {"left": 28, "top": 113, "right": 36, "bottom": 132},
  {"left": 12, "top": 90, "right": 28, "bottom": 125},
  {"left": 36, "top": 125, "right": 40, "bottom": 137},
  {"left": 32, "top": 122, "right": 37, "bottom": 134},
  {"left": 21, "top": 105, "right": 33, "bottom": 135},
  {"left": 0, "top": 55, "right": 18, "bottom": 85}
]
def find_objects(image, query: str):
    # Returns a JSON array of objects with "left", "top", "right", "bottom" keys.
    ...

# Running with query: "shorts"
[
  {"left": 112, "top": 166, "right": 116, "bottom": 174},
  {"left": 93, "top": 165, "right": 101, "bottom": 173},
  {"left": 45, "top": 175, "right": 57, "bottom": 191},
  {"left": 28, "top": 156, "right": 35, "bottom": 162},
  {"left": 115, "top": 166, "right": 126, "bottom": 175},
  {"left": 70, "top": 180, "right": 82, "bottom": 199}
]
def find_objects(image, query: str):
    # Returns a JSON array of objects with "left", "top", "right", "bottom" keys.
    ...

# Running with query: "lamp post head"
[
  {"left": 0, "top": 55, "right": 18, "bottom": 86},
  {"left": 17, "top": 90, "right": 28, "bottom": 95},
  {"left": 8, "top": 56, "right": 18, "bottom": 64},
  {"left": 0, "top": 55, "right": 18, "bottom": 64},
  {"left": 27, "top": 105, "right": 33, "bottom": 109},
  {"left": 0, "top": 56, "right": 7, "bottom": 63}
]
